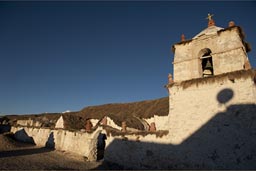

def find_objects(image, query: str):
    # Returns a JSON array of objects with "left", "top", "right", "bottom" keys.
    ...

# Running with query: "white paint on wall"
[
  {"left": 55, "top": 116, "right": 64, "bottom": 129},
  {"left": 10, "top": 126, "right": 105, "bottom": 161}
]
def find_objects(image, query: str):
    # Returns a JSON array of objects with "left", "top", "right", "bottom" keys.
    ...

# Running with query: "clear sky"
[{"left": 0, "top": 1, "right": 256, "bottom": 115}]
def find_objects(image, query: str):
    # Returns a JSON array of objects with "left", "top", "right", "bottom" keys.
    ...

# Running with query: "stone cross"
[{"left": 206, "top": 13, "right": 215, "bottom": 27}]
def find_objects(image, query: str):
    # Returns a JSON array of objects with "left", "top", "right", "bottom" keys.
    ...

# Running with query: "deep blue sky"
[{"left": 0, "top": 1, "right": 256, "bottom": 115}]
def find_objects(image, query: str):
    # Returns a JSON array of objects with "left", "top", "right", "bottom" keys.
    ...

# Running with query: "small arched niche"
[{"left": 198, "top": 48, "right": 214, "bottom": 77}]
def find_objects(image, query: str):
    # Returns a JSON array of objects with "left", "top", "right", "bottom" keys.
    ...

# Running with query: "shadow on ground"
[{"left": 0, "top": 147, "right": 54, "bottom": 158}]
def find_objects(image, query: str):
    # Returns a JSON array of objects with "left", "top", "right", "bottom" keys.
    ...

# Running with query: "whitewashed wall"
[{"left": 11, "top": 126, "right": 104, "bottom": 161}]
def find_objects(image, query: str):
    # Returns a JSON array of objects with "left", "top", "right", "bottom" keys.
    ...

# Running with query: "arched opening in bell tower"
[{"left": 199, "top": 48, "right": 214, "bottom": 77}]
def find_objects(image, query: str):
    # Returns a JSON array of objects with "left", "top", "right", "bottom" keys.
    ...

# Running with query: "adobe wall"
[
  {"left": 10, "top": 126, "right": 104, "bottom": 161},
  {"left": 103, "top": 131, "right": 170, "bottom": 169},
  {"left": 168, "top": 70, "right": 256, "bottom": 144},
  {"left": 144, "top": 115, "right": 169, "bottom": 130},
  {"left": 173, "top": 27, "right": 248, "bottom": 82},
  {"left": 164, "top": 70, "right": 256, "bottom": 169},
  {"left": 102, "top": 70, "right": 256, "bottom": 169},
  {"left": 17, "top": 119, "right": 42, "bottom": 127},
  {"left": 103, "top": 117, "right": 139, "bottom": 132},
  {"left": 104, "top": 117, "right": 120, "bottom": 130},
  {"left": 55, "top": 116, "right": 64, "bottom": 128}
]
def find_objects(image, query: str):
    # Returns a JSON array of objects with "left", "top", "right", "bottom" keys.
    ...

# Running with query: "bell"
[
  {"left": 203, "top": 69, "right": 212, "bottom": 76},
  {"left": 205, "top": 60, "right": 213, "bottom": 69},
  {"left": 203, "top": 60, "right": 213, "bottom": 77}
]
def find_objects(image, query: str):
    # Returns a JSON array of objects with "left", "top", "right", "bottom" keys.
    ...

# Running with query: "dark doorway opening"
[{"left": 96, "top": 133, "right": 107, "bottom": 161}]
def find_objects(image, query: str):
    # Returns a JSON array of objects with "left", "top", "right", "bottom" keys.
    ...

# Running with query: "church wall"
[
  {"left": 104, "top": 131, "right": 170, "bottom": 169},
  {"left": 169, "top": 71, "right": 256, "bottom": 144},
  {"left": 173, "top": 60, "right": 193, "bottom": 81},
  {"left": 105, "top": 71, "right": 256, "bottom": 169},
  {"left": 102, "top": 71, "right": 256, "bottom": 169},
  {"left": 173, "top": 43, "right": 193, "bottom": 82},
  {"left": 163, "top": 70, "right": 256, "bottom": 169},
  {"left": 213, "top": 47, "right": 246, "bottom": 75}
]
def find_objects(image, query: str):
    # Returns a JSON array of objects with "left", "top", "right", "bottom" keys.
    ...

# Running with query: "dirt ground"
[{"left": 0, "top": 133, "right": 106, "bottom": 170}]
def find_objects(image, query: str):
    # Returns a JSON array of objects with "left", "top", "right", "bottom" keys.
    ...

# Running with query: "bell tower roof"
[
  {"left": 193, "top": 25, "right": 224, "bottom": 39},
  {"left": 193, "top": 14, "right": 223, "bottom": 39}
]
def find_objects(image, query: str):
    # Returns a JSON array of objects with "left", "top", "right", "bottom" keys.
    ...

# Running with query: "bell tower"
[
  {"left": 165, "top": 15, "right": 256, "bottom": 169},
  {"left": 171, "top": 14, "right": 251, "bottom": 82}
]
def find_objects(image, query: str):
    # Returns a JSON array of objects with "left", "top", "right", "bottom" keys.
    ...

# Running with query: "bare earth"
[{"left": 0, "top": 134, "right": 104, "bottom": 170}]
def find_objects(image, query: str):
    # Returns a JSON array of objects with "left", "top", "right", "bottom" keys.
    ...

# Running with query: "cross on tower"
[
  {"left": 206, "top": 13, "right": 215, "bottom": 27},
  {"left": 206, "top": 13, "right": 214, "bottom": 21}
]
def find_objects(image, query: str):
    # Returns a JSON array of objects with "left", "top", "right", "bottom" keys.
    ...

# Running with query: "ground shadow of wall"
[
  {"left": 14, "top": 129, "right": 35, "bottom": 145},
  {"left": 0, "top": 147, "right": 53, "bottom": 158},
  {"left": 95, "top": 88, "right": 256, "bottom": 170},
  {"left": 45, "top": 132, "right": 55, "bottom": 149},
  {"left": 0, "top": 125, "right": 11, "bottom": 134}
]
